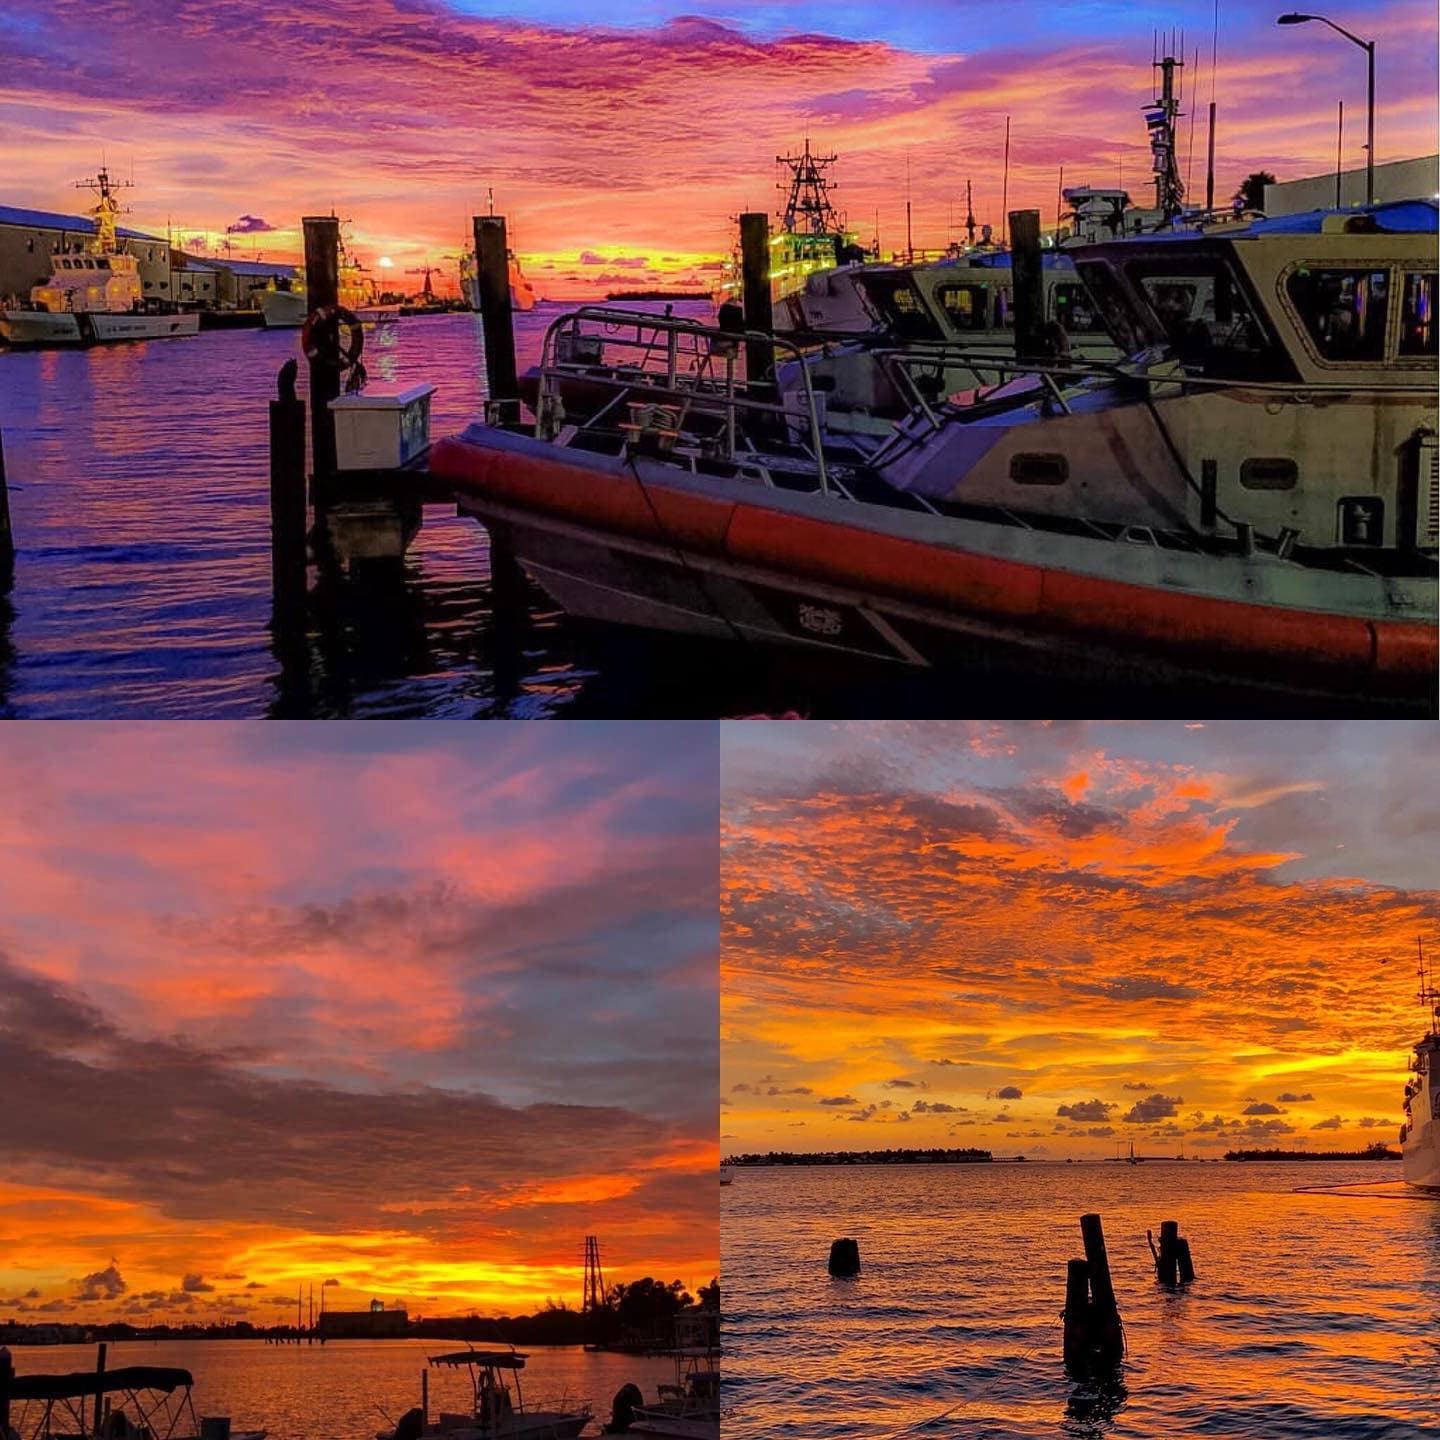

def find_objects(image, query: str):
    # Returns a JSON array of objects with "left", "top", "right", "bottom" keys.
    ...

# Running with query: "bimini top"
[
  {"left": 8, "top": 1367, "right": 194, "bottom": 1401},
  {"left": 428, "top": 1350, "right": 527, "bottom": 1370}
]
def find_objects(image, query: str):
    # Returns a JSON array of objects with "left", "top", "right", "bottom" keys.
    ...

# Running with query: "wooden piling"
[
  {"left": 302, "top": 215, "right": 341, "bottom": 480},
  {"left": 1078, "top": 1213, "right": 1124, "bottom": 1368},
  {"left": 269, "top": 362, "right": 308, "bottom": 622},
  {"left": 0, "top": 430, "right": 13, "bottom": 574},
  {"left": 92, "top": 1342, "right": 107, "bottom": 1440},
  {"left": 738, "top": 212, "right": 774, "bottom": 389},
  {"left": 473, "top": 215, "right": 519, "bottom": 422},
  {"left": 1007, "top": 209, "right": 1045, "bottom": 361},
  {"left": 1156, "top": 1219, "right": 1180, "bottom": 1286},
  {"left": 420, "top": 1368, "right": 429, "bottom": 1426},
  {"left": 827, "top": 1237, "right": 860, "bottom": 1276},
  {"left": 1, "top": 1344, "right": 13, "bottom": 1438},
  {"left": 1061, "top": 1259, "right": 1092, "bottom": 1372},
  {"left": 1177, "top": 1236, "right": 1196, "bottom": 1283}
]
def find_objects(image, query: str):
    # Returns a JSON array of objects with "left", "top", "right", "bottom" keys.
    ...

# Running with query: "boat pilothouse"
[
  {"left": 879, "top": 200, "right": 1439, "bottom": 559},
  {"left": 1401, "top": 939, "right": 1440, "bottom": 1193}
]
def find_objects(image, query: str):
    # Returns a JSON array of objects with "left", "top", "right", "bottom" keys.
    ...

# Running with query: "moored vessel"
[
  {"left": 428, "top": 197, "right": 1437, "bottom": 711},
  {"left": 0, "top": 168, "right": 200, "bottom": 347},
  {"left": 376, "top": 1350, "right": 589, "bottom": 1440},
  {"left": 1401, "top": 939, "right": 1440, "bottom": 1192}
]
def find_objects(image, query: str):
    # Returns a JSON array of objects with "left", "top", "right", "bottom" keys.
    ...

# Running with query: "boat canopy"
[
  {"left": 1139, "top": 199, "right": 1438, "bottom": 242},
  {"left": 427, "top": 1351, "right": 527, "bottom": 1369},
  {"left": 8, "top": 1367, "right": 195, "bottom": 1401}
]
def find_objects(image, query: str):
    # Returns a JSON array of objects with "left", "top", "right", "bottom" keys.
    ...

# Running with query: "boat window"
[
  {"left": 855, "top": 274, "right": 944, "bottom": 341},
  {"left": 1286, "top": 266, "right": 1389, "bottom": 362},
  {"left": 97, "top": 258, "right": 110, "bottom": 270},
  {"left": 1052, "top": 282, "right": 1100, "bottom": 334},
  {"left": 1125, "top": 255, "right": 1279, "bottom": 379},
  {"left": 1072, "top": 260, "right": 1148, "bottom": 354},
  {"left": 1399, "top": 271, "right": 1437, "bottom": 357},
  {"left": 935, "top": 284, "right": 991, "bottom": 331},
  {"left": 1239, "top": 457, "right": 1298, "bottom": 491}
]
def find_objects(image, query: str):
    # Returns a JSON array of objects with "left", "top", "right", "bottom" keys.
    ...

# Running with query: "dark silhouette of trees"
[{"left": 1234, "top": 171, "right": 1277, "bottom": 212}]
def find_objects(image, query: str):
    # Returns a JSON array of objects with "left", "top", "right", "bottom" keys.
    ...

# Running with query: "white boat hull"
[
  {"left": 88, "top": 312, "right": 200, "bottom": 342},
  {"left": 355, "top": 304, "right": 401, "bottom": 325},
  {"left": 1, "top": 309, "right": 199, "bottom": 346},
  {"left": 1403, "top": 1084, "right": 1439, "bottom": 1192},
  {"left": 261, "top": 290, "right": 307, "bottom": 328},
  {"left": 1, "top": 310, "right": 83, "bottom": 345}
]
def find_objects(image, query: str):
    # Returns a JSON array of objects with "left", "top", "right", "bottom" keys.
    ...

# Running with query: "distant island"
[
  {"left": 1224, "top": 1143, "right": 1400, "bottom": 1162},
  {"left": 725, "top": 1147, "right": 992, "bottom": 1166},
  {"left": 604, "top": 289, "right": 710, "bottom": 301}
]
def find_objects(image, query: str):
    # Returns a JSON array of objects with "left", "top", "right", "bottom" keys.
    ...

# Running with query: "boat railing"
[{"left": 536, "top": 306, "right": 833, "bottom": 493}]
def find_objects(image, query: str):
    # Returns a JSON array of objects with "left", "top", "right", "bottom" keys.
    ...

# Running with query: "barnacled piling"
[
  {"left": 828, "top": 1237, "right": 861, "bottom": 1276},
  {"left": 1177, "top": 1236, "right": 1196, "bottom": 1284},
  {"left": 1156, "top": 1219, "right": 1180, "bottom": 1287}
]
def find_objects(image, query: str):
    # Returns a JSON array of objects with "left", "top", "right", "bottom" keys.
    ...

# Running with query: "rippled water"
[
  {"left": 0, "top": 304, "right": 758, "bottom": 718},
  {"left": 7, "top": 1338, "right": 675, "bottom": 1439},
  {"left": 721, "top": 1162, "right": 1440, "bottom": 1439}
]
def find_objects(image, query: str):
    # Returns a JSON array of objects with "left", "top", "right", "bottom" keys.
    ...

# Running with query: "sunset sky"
[
  {"left": 721, "top": 721, "right": 1439, "bottom": 1160},
  {"left": 1, "top": 0, "right": 1435, "bottom": 296},
  {"left": 0, "top": 723, "right": 717, "bottom": 1324}
]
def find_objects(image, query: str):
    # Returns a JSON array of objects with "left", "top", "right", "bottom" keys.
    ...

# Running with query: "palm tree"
[{"left": 1233, "top": 171, "right": 1277, "bottom": 213}]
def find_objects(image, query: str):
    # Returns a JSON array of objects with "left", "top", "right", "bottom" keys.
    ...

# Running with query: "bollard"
[
  {"left": 269, "top": 361, "right": 308, "bottom": 623},
  {"left": 302, "top": 216, "right": 341, "bottom": 482},
  {"left": 828, "top": 1238, "right": 860, "bottom": 1276},
  {"left": 1061, "top": 1258, "right": 1092, "bottom": 1372},
  {"left": 474, "top": 215, "right": 519, "bottom": 422},
  {"left": 1156, "top": 1219, "right": 1180, "bottom": 1286},
  {"left": 739, "top": 212, "right": 774, "bottom": 391},
  {"left": 1007, "top": 209, "right": 1045, "bottom": 362},
  {"left": 1177, "top": 1236, "right": 1196, "bottom": 1284}
]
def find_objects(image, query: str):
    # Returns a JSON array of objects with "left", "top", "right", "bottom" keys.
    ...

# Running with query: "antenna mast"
[
  {"left": 776, "top": 138, "right": 842, "bottom": 236},
  {"left": 1147, "top": 33, "right": 1187, "bottom": 219},
  {"left": 1420, "top": 937, "right": 1439, "bottom": 1037}
]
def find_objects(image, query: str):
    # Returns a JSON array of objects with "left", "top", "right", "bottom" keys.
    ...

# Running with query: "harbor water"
[
  {"left": 6, "top": 1339, "right": 675, "bottom": 1440},
  {"left": 0, "top": 304, "right": 756, "bottom": 719},
  {"left": 721, "top": 1162, "right": 1440, "bottom": 1439}
]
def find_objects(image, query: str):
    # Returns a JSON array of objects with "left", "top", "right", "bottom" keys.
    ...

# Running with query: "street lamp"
[{"left": 1277, "top": 12, "right": 1375, "bottom": 205}]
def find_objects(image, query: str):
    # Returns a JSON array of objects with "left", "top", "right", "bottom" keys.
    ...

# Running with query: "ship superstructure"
[{"left": 1401, "top": 938, "right": 1440, "bottom": 1192}]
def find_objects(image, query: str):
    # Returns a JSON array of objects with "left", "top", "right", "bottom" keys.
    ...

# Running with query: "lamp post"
[{"left": 1277, "top": 12, "right": 1375, "bottom": 205}]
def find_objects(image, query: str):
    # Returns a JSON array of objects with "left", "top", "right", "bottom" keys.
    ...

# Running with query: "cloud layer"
[
  {"left": 0, "top": 724, "right": 718, "bottom": 1321},
  {"left": 721, "top": 721, "right": 1438, "bottom": 1159},
  {"left": 0, "top": 0, "right": 1433, "bottom": 295}
]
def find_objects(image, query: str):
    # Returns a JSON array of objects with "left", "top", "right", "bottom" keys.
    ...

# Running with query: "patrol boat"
[
  {"left": 427, "top": 199, "right": 1436, "bottom": 710},
  {"left": 0, "top": 168, "right": 200, "bottom": 346}
]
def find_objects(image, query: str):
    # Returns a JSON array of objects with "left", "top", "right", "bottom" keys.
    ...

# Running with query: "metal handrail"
[{"left": 535, "top": 306, "right": 832, "bottom": 494}]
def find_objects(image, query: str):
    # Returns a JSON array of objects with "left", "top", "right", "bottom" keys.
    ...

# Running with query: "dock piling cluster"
[
  {"left": 1062, "top": 1213, "right": 1125, "bottom": 1375},
  {"left": 1148, "top": 1219, "right": 1197, "bottom": 1286},
  {"left": 827, "top": 1237, "right": 861, "bottom": 1276}
]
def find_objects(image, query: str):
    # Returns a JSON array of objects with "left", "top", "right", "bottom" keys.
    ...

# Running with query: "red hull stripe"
[{"left": 429, "top": 437, "right": 1436, "bottom": 681}]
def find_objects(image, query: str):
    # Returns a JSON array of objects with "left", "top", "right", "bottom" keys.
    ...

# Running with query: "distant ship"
[
  {"left": 713, "top": 139, "right": 866, "bottom": 327},
  {"left": 0, "top": 167, "right": 200, "bottom": 346},
  {"left": 1401, "top": 938, "right": 1440, "bottom": 1193},
  {"left": 459, "top": 245, "right": 537, "bottom": 312},
  {"left": 260, "top": 227, "right": 400, "bottom": 327}
]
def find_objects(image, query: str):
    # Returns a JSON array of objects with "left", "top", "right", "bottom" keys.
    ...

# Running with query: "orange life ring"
[{"left": 300, "top": 305, "right": 364, "bottom": 370}]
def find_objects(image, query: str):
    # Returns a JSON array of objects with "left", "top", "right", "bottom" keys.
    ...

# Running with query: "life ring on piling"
[{"left": 300, "top": 305, "right": 364, "bottom": 372}]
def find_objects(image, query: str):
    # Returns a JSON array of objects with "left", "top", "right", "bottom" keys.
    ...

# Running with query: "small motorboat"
[{"left": 376, "top": 1350, "right": 589, "bottom": 1440}]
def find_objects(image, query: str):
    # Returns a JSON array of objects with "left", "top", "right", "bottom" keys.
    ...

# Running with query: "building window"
[
  {"left": 1399, "top": 271, "right": 1437, "bottom": 357},
  {"left": 1286, "top": 266, "right": 1389, "bottom": 362}
]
